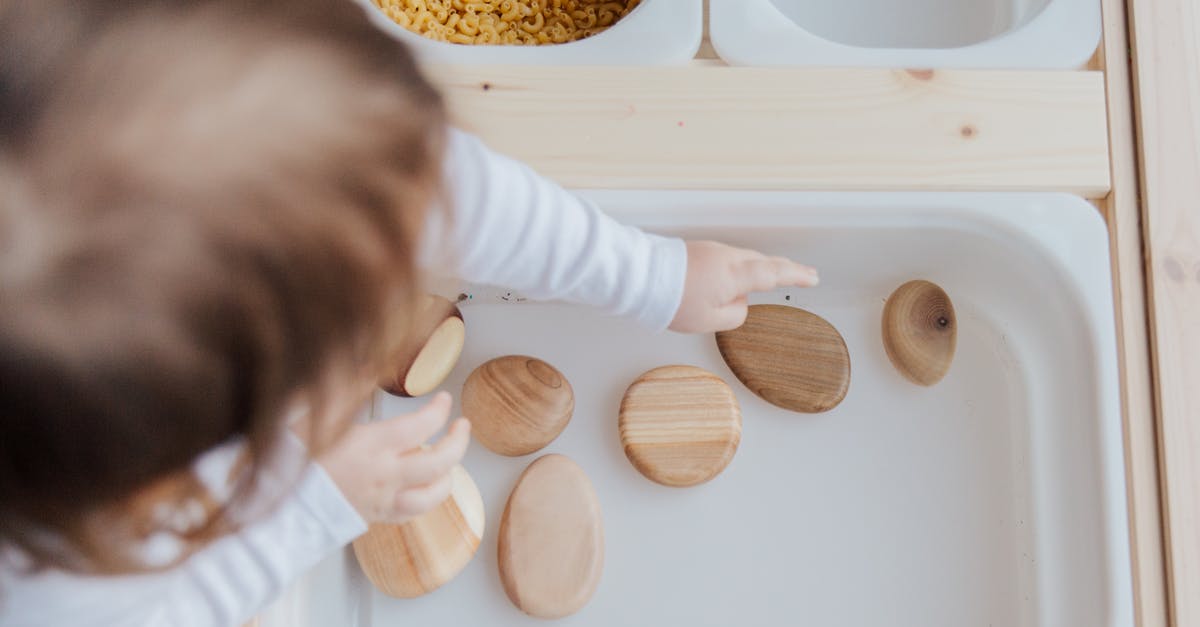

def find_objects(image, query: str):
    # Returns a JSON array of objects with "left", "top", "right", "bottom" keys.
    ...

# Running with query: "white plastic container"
[
  {"left": 261, "top": 192, "right": 1132, "bottom": 627},
  {"left": 353, "top": 0, "right": 703, "bottom": 65},
  {"left": 709, "top": 0, "right": 1101, "bottom": 68}
]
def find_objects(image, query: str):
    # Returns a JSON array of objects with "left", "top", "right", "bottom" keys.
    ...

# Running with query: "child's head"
[{"left": 0, "top": 0, "right": 446, "bottom": 573}]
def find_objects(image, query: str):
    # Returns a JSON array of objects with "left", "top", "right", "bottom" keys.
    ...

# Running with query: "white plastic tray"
[
  {"left": 352, "top": 0, "right": 703, "bottom": 65},
  {"left": 710, "top": 0, "right": 1101, "bottom": 68},
  {"left": 263, "top": 192, "right": 1132, "bottom": 627}
]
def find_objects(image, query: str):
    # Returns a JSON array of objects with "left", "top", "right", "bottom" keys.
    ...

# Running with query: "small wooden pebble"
[
  {"left": 715, "top": 304, "right": 851, "bottom": 413},
  {"left": 381, "top": 295, "right": 465, "bottom": 397},
  {"left": 498, "top": 454, "right": 604, "bottom": 619},
  {"left": 882, "top": 280, "right": 957, "bottom": 386},
  {"left": 618, "top": 365, "right": 742, "bottom": 487},
  {"left": 352, "top": 466, "right": 484, "bottom": 598},
  {"left": 461, "top": 355, "right": 574, "bottom": 456}
]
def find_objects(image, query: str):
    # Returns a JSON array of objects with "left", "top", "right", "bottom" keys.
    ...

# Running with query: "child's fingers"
[
  {"left": 731, "top": 256, "right": 819, "bottom": 296},
  {"left": 396, "top": 418, "right": 471, "bottom": 487},
  {"left": 392, "top": 473, "right": 454, "bottom": 520},
  {"left": 381, "top": 391, "right": 453, "bottom": 450}
]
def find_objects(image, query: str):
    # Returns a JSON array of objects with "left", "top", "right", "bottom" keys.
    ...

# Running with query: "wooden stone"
[
  {"left": 381, "top": 295, "right": 465, "bottom": 397},
  {"left": 461, "top": 355, "right": 574, "bottom": 456},
  {"left": 882, "top": 280, "right": 957, "bottom": 386},
  {"left": 618, "top": 365, "right": 742, "bottom": 487},
  {"left": 498, "top": 454, "right": 603, "bottom": 620},
  {"left": 715, "top": 304, "right": 851, "bottom": 413},
  {"left": 352, "top": 465, "right": 484, "bottom": 598}
]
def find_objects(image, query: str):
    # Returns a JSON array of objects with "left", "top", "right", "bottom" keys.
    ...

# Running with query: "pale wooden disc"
[
  {"left": 618, "top": 365, "right": 742, "bottom": 487},
  {"left": 715, "top": 304, "right": 851, "bottom": 413},
  {"left": 498, "top": 454, "right": 604, "bottom": 620},
  {"left": 461, "top": 355, "right": 574, "bottom": 456},
  {"left": 882, "top": 280, "right": 956, "bottom": 386},
  {"left": 381, "top": 295, "right": 464, "bottom": 397},
  {"left": 352, "top": 465, "right": 484, "bottom": 598}
]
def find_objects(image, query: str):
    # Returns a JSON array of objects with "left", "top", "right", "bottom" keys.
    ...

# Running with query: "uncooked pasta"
[{"left": 372, "top": 0, "right": 641, "bottom": 45}]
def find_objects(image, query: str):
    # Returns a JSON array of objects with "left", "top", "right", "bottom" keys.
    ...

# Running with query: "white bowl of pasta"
[{"left": 354, "top": 0, "right": 702, "bottom": 65}]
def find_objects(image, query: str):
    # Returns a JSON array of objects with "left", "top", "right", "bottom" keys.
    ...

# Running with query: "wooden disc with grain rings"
[
  {"left": 619, "top": 365, "right": 742, "bottom": 487},
  {"left": 461, "top": 355, "right": 574, "bottom": 456},
  {"left": 498, "top": 454, "right": 604, "bottom": 619},
  {"left": 352, "top": 465, "right": 485, "bottom": 598},
  {"left": 715, "top": 304, "right": 851, "bottom": 413},
  {"left": 882, "top": 280, "right": 957, "bottom": 386}
]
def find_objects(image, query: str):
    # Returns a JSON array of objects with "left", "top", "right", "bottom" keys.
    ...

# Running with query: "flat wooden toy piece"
[
  {"left": 352, "top": 465, "right": 484, "bottom": 598},
  {"left": 618, "top": 365, "right": 742, "bottom": 487},
  {"left": 715, "top": 304, "right": 851, "bottom": 413},
  {"left": 882, "top": 280, "right": 956, "bottom": 386},
  {"left": 461, "top": 355, "right": 574, "bottom": 456},
  {"left": 498, "top": 454, "right": 604, "bottom": 620},
  {"left": 381, "top": 295, "right": 465, "bottom": 397}
]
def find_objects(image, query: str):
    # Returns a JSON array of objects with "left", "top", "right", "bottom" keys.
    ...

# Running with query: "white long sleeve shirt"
[{"left": 0, "top": 130, "right": 687, "bottom": 627}]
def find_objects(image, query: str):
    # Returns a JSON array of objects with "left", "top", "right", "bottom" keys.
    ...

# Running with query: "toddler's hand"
[
  {"left": 669, "top": 240, "right": 819, "bottom": 333},
  {"left": 318, "top": 392, "right": 471, "bottom": 524}
]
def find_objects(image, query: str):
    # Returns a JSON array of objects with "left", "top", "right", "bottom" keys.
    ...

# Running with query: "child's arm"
[
  {"left": 422, "top": 130, "right": 819, "bottom": 334},
  {"left": 0, "top": 397, "right": 466, "bottom": 627}
]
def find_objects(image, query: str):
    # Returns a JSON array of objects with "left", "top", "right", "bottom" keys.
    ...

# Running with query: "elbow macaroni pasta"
[{"left": 373, "top": 0, "right": 641, "bottom": 45}]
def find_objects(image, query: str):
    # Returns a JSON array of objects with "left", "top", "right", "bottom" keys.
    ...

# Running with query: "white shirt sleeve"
[
  {"left": 0, "top": 436, "right": 366, "bottom": 627},
  {"left": 421, "top": 129, "right": 688, "bottom": 331}
]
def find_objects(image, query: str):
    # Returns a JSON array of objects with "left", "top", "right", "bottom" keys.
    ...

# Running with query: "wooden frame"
[
  {"left": 1128, "top": 0, "right": 1200, "bottom": 624},
  {"left": 433, "top": 66, "right": 1110, "bottom": 196}
]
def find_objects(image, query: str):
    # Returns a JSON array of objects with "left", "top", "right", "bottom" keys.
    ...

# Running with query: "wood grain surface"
[
  {"left": 498, "top": 454, "right": 603, "bottom": 619},
  {"left": 716, "top": 304, "right": 851, "bottom": 413},
  {"left": 430, "top": 65, "right": 1110, "bottom": 196},
  {"left": 882, "top": 280, "right": 957, "bottom": 386},
  {"left": 352, "top": 466, "right": 485, "bottom": 598},
  {"left": 618, "top": 365, "right": 742, "bottom": 487},
  {"left": 1097, "top": 0, "right": 1169, "bottom": 621},
  {"left": 461, "top": 355, "right": 574, "bottom": 456},
  {"left": 1129, "top": 0, "right": 1200, "bottom": 622}
]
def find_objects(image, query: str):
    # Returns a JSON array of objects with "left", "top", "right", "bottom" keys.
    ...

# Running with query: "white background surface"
[{"left": 262, "top": 192, "right": 1131, "bottom": 627}]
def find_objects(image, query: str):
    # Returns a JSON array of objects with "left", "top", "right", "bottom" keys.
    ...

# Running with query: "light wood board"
[
  {"left": 431, "top": 66, "right": 1111, "bottom": 196},
  {"left": 1129, "top": 0, "right": 1200, "bottom": 624},
  {"left": 1097, "top": 0, "right": 1170, "bottom": 623}
]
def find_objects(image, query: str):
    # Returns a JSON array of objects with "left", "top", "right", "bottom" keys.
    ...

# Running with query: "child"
[{"left": 0, "top": 0, "right": 818, "bottom": 624}]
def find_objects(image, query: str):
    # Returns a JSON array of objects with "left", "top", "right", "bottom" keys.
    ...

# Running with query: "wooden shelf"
[{"left": 432, "top": 66, "right": 1111, "bottom": 196}]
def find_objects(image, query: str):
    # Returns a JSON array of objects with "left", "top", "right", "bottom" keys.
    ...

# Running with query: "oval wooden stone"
[
  {"left": 619, "top": 365, "right": 742, "bottom": 487},
  {"left": 498, "top": 454, "right": 603, "bottom": 620},
  {"left": 352, "top": 465, "right": 484, "bottom": 598},
  {"left": 715, "top": 304, "right": 851, "bottom": 413},
  {"left": 882, "top": 280, "right": 957, "bottom": 386},
  {"left": 381, "top": 295, "right": 465, "bottom": 398},
  {"left": 461, "top": 356, "right": 574, "bottom": 456}
]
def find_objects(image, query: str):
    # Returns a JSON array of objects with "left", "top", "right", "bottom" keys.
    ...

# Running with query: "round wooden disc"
[
  {"left": 498, "top": 454, "right": 603, "bottom": 619},
  {"left": 618, "top": 365, "right": 742, "bottom": 487},
  {"left": 461, "top": 355, "right": 574, "bottom": 457},
  {"left": 715, "top": 304, "right": 851, "bottom": 413},
  {"left": 352, "top": 465, "right": 484, "bottom": 598},
  {"left": 882, "top": 280, "right": 956, "bottom": 386}
]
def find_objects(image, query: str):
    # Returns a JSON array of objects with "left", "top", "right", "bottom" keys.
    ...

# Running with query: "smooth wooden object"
[
  {"left": 498, "top": 454, "right": 604, "bottom": 619},
  {"left": 352, "top": 466, "right": 485, "bottom": 598},
  {"left": 882, "top": 280, "right": 957, "bottom": 386},
  {"left": 461, "top": 355, "right": 575, "bottom": 456},
  {"left": 1097, "top": 0, "right": 1170, "bottom": 622},
  {"left": 381, "top": 296, "right": 465, "bottom": 397},
  {"left": 618, "top": 365, "right": 742, "bottom": 487},
  {"left": 431, "top": 65, "right": 1110, "bottom": 196},
  {"left": 1129, "top": 0, "right": 1200, "bottom": 622},
  {"left": 716, "top": 305, "right": 851, "bottom": 413}
]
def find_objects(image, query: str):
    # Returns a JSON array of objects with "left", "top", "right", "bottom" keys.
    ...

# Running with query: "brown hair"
[{"left": 0, "top": 0, "right": 447, "bottom": 573}]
